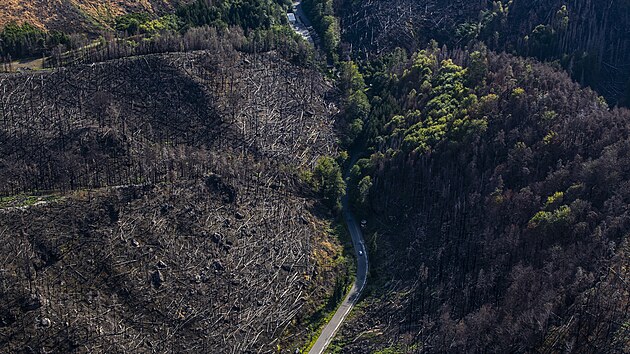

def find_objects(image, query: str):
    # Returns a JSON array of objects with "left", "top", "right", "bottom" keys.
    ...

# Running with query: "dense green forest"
[
  {"left": 301, "top": 0, "right": 340, "bottom": 62},
  {"left": 176, "top": 0, "right": 290, "bottom": 31},
  {"left": 0, "top": 22, "right": 69, "bottom": 59}
]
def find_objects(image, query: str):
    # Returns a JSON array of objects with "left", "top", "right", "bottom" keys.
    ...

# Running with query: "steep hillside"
[
  {"left": 498, "top": 0, "right": 630, "bottom": 106},
  {"left": 0, "top": 39, "right": 329, "bottom": 194},
  {"left": 0, "top": 0, "right": 187, "bottom": 32},
  {"left": 0, "top": 180, "right": 344, "bottom": 352},
  {"left": 337, "top": 0, "right": 481, "bottom": 55},
  {"left": 3, "top": 0, "right": 630, "bottom": 352},
  {"left": 332, "top": 0, "right": 630, "bottom": 106},
  {"left": 0, "top": 41, "right": 349, "bottom": 352},
  {"left": 333, "top": 46, "right": 630, "bottom": 352}
]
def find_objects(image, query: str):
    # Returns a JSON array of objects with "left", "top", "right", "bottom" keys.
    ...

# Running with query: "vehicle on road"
[{"left": 309, "top": 193, "right": 368, "bottom": 354}]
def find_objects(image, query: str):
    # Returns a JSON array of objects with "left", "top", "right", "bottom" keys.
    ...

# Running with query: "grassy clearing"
[
  {"left": 7, "top": 57, "right": 45, "bottom": 71},
  {"left": 0, "top": 193, "right": 61, "bottom": 208}
]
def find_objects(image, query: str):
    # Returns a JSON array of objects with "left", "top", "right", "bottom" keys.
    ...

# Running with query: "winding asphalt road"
[
  {"left": 308, "top": 195, "right": 368, "bottom": 354},
  {"left": 287, "top": 4, "right": 367, "bottom": 352}
]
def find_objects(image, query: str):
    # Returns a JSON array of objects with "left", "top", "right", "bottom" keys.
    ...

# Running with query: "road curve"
[{"left": 308, "top": 195, "right": 368, "bottom": 354}]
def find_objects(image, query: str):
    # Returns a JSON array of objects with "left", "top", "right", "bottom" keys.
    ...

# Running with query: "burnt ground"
[{"left": 0, "top": 47, "right": 348, "bottom": 353}]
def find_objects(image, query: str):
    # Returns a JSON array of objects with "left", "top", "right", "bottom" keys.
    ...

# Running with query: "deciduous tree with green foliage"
[
  {"left": 302, "top": 0, "right": 340, "bottom": 62},
  {"left": 313, "top": 156, "right": 346, "bottom": 211},
  {"left": 338, "top": 61, "right": 371, "bottom": 145}
]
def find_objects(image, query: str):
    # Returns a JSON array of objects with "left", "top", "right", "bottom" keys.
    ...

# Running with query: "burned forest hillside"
[
  {"left": 0, "top": 39, "right": 349, "bottom": 352},
  {"left": 3, "top": 0, "right": 630, "bottom": 352},
  {"left": 333, "top": 0, "right": 630, "bottom": 106},
  {"left": 334, "top": 45, "right": 630, "bottom": 352},
  {"left": 0, "top": 42, "right": 334, "bottom": 194}
]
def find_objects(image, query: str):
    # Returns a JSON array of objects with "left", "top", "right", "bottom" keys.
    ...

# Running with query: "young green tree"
[
  {"left": 339, "top": 61, "right": 371, "bottom": 145},
  {"left": 466, "top": 49, "right": 488, "bottom": 86},
  {"left": 313, "top": 156, "right": 346, "bottom": 210},
  {"left": 357, "top": 175, "right": 372, "bottom": 206}
]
